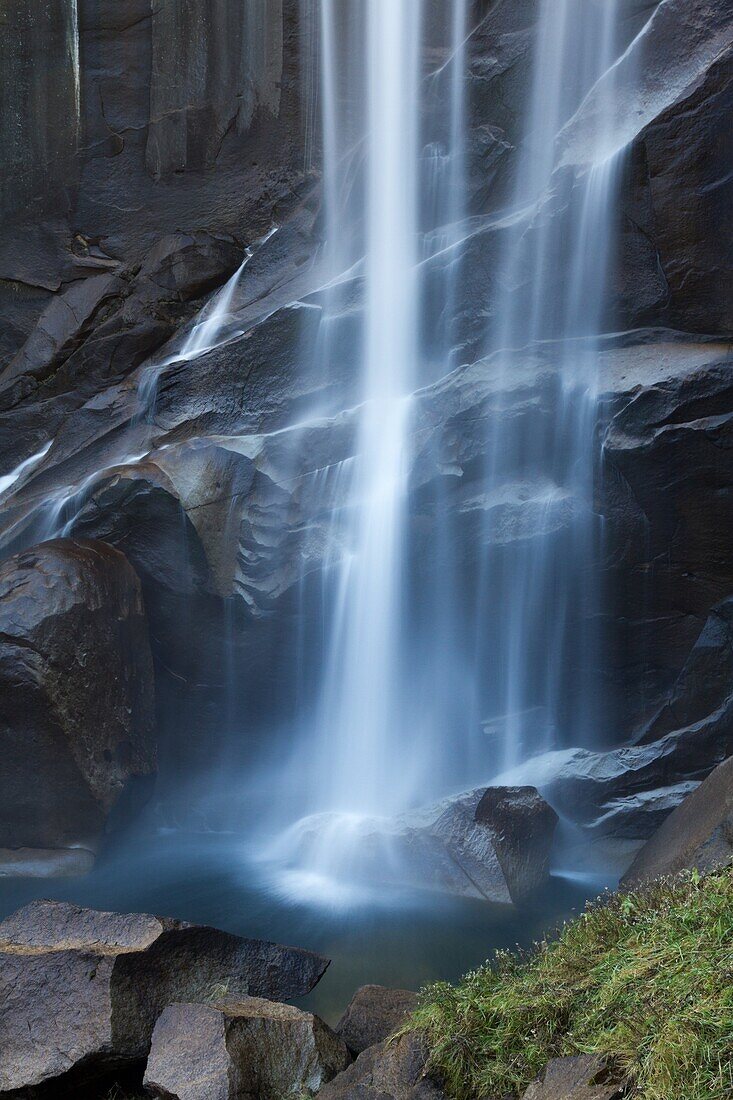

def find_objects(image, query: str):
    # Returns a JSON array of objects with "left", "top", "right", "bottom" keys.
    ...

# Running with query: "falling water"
[
  {"left": 474, "top": 0, "right": 625, "bottom": 773},
  {"left": 264, "top": 0, "right": 633, "bottom": 895},
  {"left": 313, "top": 0, "right": 422, "bottom": 817}
]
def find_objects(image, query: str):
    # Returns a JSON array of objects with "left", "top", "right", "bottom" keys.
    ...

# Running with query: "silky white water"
[
  {"left": 261, "top": 0, "right": 632, "bottom": 898},
  {"left": 474, "top": 0, "right": 625, "bottom": 772},
  {"left": 313, "top": 0, "right": 422, "bottom": 817}
]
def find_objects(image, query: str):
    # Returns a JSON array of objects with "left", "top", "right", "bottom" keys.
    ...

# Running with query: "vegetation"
[{"left": 409, "top": 869, "right": 733, "bottom": 1100}]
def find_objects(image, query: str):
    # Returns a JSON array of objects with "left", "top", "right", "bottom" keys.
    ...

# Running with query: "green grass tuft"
[{"left": 409, "top": 868, "right": 733, "bottom": 1099}]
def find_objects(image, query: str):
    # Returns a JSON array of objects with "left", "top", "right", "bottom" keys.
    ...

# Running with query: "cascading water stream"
[
  {"left": 476, "top": 0, "right": 626, "bottom": 774},
  {"left": 262, "top": 0, "right": 631, "bottom": 898},
  {"left": 308, "top": 0, "right": 422, "bottom": 837}
]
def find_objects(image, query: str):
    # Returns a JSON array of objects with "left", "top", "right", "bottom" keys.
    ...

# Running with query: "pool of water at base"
[{"left": 0, "top": 830, "right": 612, "bottom": 1025}]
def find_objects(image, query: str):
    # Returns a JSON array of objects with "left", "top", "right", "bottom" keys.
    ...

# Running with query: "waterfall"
[
  {"left": 259, "top": 0, "right": 630, "bottom": 897},
  {"left": 475, "top": 0, "right": 625, "bottom": 772},
  {"left": 312, "top": 0, "right": 422, "bottom": 818}
]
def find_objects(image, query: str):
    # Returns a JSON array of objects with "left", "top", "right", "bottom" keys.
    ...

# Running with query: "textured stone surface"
[
  {"left": 522, "top": 1055, "right": 624, "bottom": 1100},
  {"left": 0, "top": 899, "right": 330, "bottom": 1095},
  {"left": 0, "top": 538, "right": 155, "bottom": 855},
  {"left": 474, "top": 787, "right": 559, "bottom": 901},
  {"left": 318, "top": 1033, "right": 446, "bottom": 1100},
  {"left": 622, "top": 755, "right": 733, "bottom": 887},
  {"left": 335, "top": 985, "right": 419, "bottom": 1056},
  {"left": 0, "top": 0, "right": 307, "bottom": 361},
  {"left": 144, "top": 998, "right": 350, "bottom": 1100}
]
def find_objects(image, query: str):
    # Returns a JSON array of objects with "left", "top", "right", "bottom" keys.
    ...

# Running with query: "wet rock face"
[
  {"left": 602, "top": 350, "right": 733, "bottom": 733},
  {"left": 0, "top": 0, "right": 307, "bottom": 361},
  {"left": 621, "top": 754, "right": 733, "bottom": 887},
  {"left": 144, "top": 998, "right": 350, "bottom": 1100},
  {"left": 632, "top": 9, "right": 733, "bottom": 335},
  {"left": 0, "top": 899, "right": 331, "bottom": 1096},
  {"left": 0, "top": 231, "right": 243, "bottom": 472},
  {"left": 146, "top": 0, "right": 284, "bottom": 179},
  {"left": 0, "top": 538, "right": 155, "bottom": 855}
]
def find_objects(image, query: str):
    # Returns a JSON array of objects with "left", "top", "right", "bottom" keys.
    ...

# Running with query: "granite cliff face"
[{"left": 0, "top": 0, "right": 731, "bottom": 866}]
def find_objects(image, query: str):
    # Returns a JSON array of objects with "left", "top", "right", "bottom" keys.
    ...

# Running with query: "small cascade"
[{"left": 68, "top": 0, "right": 81, "bottom": 139}]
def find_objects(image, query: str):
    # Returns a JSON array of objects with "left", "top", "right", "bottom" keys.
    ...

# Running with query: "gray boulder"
[
  {"left": 318, "top": 1033, "right": 445, "bottom": 1100},
  {"left": 0, "top": 899, "right": 330, "bottom": 1096},
  {"left": 474, "top": 787, "right": 559, "bottom": 901},
  {"left": 144, "top": 998, "right": 350, "bottom": 1100},
  {"left": 522, "top": 1055, "right": 624, "bottom": 1099},
  {"left": 335, "top": 985, "right": 419, "bottom": 1056},
  {"left": 0, "top": 538, "right": 156, "bottom": 863},
  {"left": 621, "top": 755, "right": 733, "bottom": 887}
]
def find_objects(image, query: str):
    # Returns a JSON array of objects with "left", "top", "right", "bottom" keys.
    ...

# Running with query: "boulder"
[
  {"left": 144, "top": 998, "right": 350, "bottom": 1100},
  {"left": 418, "top": 786, "right": 557, "bottom": 904},
  {"left": 318, "top": 1033, "right": 446, "bottom": 1100},
  {"left": 522, "top": 1055, "right": 624, "bottom": 1099},
  {"left": 0, "top": 538, "right": 156, "bottom": 861},
  {"left": 621, "top": 755, "right": 733, "bottom": 887},
  {"left": 474, "top": 787, "right": 559, "bottom": 901},
  {"left": 0, "top": 899, "right": 330, "bottom": 1096},
  {"left": 335, "top": 985, "right": 419, "bottom": 1056}
]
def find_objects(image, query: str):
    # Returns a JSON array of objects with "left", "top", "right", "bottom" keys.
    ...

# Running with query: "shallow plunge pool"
[{"left": 0, "top": 828, "right": 608, "bottom": 1025}]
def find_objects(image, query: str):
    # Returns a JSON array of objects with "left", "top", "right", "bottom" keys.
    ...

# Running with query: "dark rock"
[
  {"left": 601, "top": 347, "right": 733, "bottom": 731},
  {"left": 0, "top": 899, "right": 330, "bottom": 1096},
  {"left": 422, "top": 786, "right": 557, "bottom": 904},
  {"left": 621, "top": 755, "right": 733, "bottom": 887},
  {"left": 144, "top": 998, "right": 350, "bottom": 1100},
  {"left": 640, "top": 596, "right": 733, "bottom": 744},
  {"left": 510, "top": 704, "right": 733, "bottom": 846},
  {"left": 0, "top": 538, "right": 155, "bottom": 857},
  {"left": 634, "top": 12, "right": 733, "bottom": 334},
  {"left": 335, "top": 985, "right": 419, "bottom": 1056},
  {"left": 0, "top": 232, "right": 243, "bottom": 469},
  {"left": 318, "top": 1033, "right": 446, "bottom": 1100},
  {"left": 522, "top": 1055, "right": 624, "bottom": 1099},
  {"left": 474, "top": 787, "right": 559, "bottom": 901},
  {"left": 146, "top": 0, "right": 284, "bottom": 179}
]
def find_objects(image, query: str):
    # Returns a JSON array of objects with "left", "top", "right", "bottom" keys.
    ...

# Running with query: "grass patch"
[{"left": 409, "top": 868, "right": 733, "bottom": 1099}]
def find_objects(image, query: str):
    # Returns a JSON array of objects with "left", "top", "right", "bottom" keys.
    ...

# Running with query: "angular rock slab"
[
  {"left": 144, "top": 998, "right": 350, "bottom": 1100},
  {"left": 621, "top": 754, "right": 733, "bottom": 887},
  {"left": 409, "top": 785, "right": 558, "bottom": 904},
  {"left": 318, "top": 1034, "right": 445, "bottom": 1100},
  {"left": 522, "top": 1055, "right": 624, "bottom": 1099},
  {"left": 0, "top": 900, "right": 330, "bottom": 1096},
  {"left": 335, "top": 984, "right": 418, "bottom": 1056},
  {"left": 474, "top": 786, "right": 559, "bottom": 902}
]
